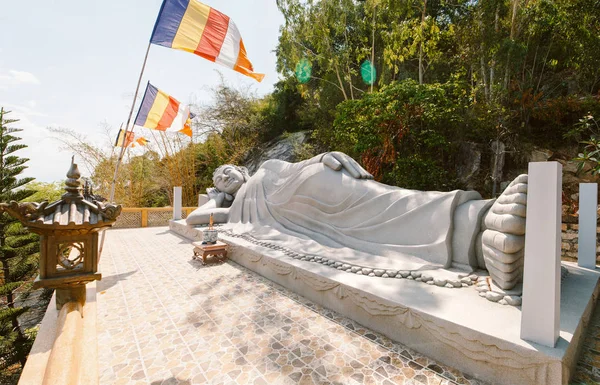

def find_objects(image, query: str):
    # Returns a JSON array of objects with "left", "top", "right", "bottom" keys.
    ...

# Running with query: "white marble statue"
[{"left": 186, "top": 152, "right": 526, "bottom": 290}]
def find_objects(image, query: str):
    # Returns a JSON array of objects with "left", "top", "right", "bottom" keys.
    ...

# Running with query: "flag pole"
[{"left": 99, "top": 41, "right": 152, "bottom": 256}]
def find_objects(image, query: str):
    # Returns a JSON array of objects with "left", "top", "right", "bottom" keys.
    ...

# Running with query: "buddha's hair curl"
[{"left": 212, "top": 164, "right": 251, "bottom": 187}]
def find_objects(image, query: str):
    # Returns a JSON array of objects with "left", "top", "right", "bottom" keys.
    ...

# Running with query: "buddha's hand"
[
  {"left": 322, "top": 152, "right": 374, "bottom": 179},
  {"left": 207, "top": 187, "right": 226, "bottom": 207}
]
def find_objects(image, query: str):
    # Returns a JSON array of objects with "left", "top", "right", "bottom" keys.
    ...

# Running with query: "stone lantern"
[{"left": 0, "top": 158, "right": 122, "bottom": 309}]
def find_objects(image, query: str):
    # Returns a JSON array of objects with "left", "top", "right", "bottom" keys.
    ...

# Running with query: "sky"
[{"left": 0, "top": 1, "right": 284, "bottom": 182}]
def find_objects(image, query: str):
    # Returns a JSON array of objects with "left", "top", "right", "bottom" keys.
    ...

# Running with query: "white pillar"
[
  {"left": 173, "top": 186, "right": 182, "bottom": 220},
  {"left": 521, "top": 162, "right": 562, "bottom": 348},
  {"left": 578, "top": 183, "right": 598, "bottom": 269}
]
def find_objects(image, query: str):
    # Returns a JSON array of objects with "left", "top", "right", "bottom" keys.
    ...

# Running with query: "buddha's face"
[{"left": 214, "top": 165, "right": 245, "bottom": 195}]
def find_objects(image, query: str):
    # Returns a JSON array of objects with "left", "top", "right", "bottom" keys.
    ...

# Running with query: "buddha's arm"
[
  {"left": 260, "top": 152, "right": 372, "bottom": 179},
  {"left": 185, "top": 195, "right": 230, "bottom": 225}
]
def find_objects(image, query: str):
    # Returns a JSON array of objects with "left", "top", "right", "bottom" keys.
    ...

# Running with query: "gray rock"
[
  {"left": 479, "top": 292, "right": 487, "bottom": 297},
  {"left": 426, "top": 281, "right": 435, "bottom": 285},
  {"left": 356, "top": 271, "right": 363, "bottom": 275},
  {"left": 503, "top": 295, "right": 522, "bottom": 306},
  {"left": 475, "top": 285, "right": 489, "bottom": 293},
  {"left": 407, "top": 276, "right": 414, "bottom": 280},
  {"left": 445, "top": 283, "right": 454, "bottom": 288},
  {"left": 342, "top": 264, "right": 351, "bottom": 269},
  {"left": 461, "top": 283, "right": 469, "bottom": 288},
  {"left": 351, "top": 266, "right": 361, "bottom": 273},
  {"left": 244, "top": 131, "right": 309, "bottom": 174},
  {"left": 399, "top": 271, "right": 410, "bottom": 278},
  {"left": 368, "top": 273, "right": 375, "bottom": 277},
  {"left": 460, "top": 277, "right": 472, "bottom": 284},
  {"left": 433, "top": 278, "right": 447, "bottom": 287},
  {"left": 410, "top": 271, "right": 422, "bottom": 279},
  {"left": 421, "top": 275, "right": 433, "bottom": 282},
  {"left": 469, "top": 274, "right": 478, "bottom": 281},
  {"left": 362, "top": 268, "right": 373, "bottom": 275},
  {"left": 449, "top": 280, "right": 462, "bottom": 288},
  {"left": 415, "top": 277, "right": 422, "bottom": 282},
  {"left": 385, "top": 270, "right": 398, "bottom": 278},
  {"left": 498, "top": 299, "right": 508, "bottom": 305},
  {"left": 334, "top": 262, "right": 343, "bottom": 267},
  {"left": 485, "top": 292, "right": 503, "bottom": 302},
  {"left": 382, "top": 274, "right": 389, "bottom": 278},
  {"left": 458, "top": 273, "right": 468, "bottom": 279},
  {"left": 373, "top": 269, "right": 385, "bottom": 277}
]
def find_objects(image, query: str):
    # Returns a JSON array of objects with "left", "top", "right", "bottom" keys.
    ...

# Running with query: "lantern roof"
[{"left": 0, "top": 157, "right": 122, "bottom": 235}]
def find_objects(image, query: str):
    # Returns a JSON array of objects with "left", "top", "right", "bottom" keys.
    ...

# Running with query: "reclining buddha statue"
[{"left": 186, "top": 152, "right": 527, "bottom": 290}]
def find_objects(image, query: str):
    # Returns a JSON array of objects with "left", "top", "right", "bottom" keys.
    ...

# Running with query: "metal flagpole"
[{"left": 99, "top": 41, "right": 152, "bottom": 257}]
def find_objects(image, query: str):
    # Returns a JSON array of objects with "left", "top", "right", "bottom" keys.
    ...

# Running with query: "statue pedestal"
[{"left": 170, "top": 219, "right": 600, "bottom": 385}]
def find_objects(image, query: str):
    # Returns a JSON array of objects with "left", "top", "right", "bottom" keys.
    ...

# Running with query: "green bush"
[{"left": 326, "top": 79, "right": 468, "bottom": 190}]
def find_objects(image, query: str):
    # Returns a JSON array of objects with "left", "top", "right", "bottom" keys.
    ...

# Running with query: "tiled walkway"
[{"left": 97, "top": 227, "right": 486, "bottom": 385}]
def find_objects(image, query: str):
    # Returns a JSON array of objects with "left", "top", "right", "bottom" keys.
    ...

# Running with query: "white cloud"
[
  {"left": 10, "top": 70, "right": 40, "bottom": 85},
  {"left": 0, "top": 102, "right": 48, "bottom": 118},
  {"left": 0, "top": 103, "right": 68, "bottom": 182},
  {"left": 0, "top": 69, "right": 41, "bottom": 88}
]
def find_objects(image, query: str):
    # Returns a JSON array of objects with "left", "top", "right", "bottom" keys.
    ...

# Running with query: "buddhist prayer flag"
[
  {"left": 150, "top": 0, "right": 265, "bottom": 82},
  {"left": 134, "top": 82, "right": 193, "bottom": 137},
  {"left": 115, "top": 129, "right": 150, "bottom": 148},
  {"left": 135, "top": 137, "right": 149, "bottom": 147},
  {"left": 115, "top": 129, "right": 135, "bottom": 148}
]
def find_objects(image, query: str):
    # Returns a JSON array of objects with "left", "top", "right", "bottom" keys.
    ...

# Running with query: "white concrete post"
[
  {"left": 578, "top": 183, "right": 598, "bottom": 269},
  {"left": 521, "top": 162, "right": 562, "bottom": 348},
  {"left": 173, "top": 187, "right": 182, "bottom": 220}
]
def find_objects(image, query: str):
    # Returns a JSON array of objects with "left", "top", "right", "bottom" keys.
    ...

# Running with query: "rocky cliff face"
[{"left": 243, "top": 131, "right": 309, "bottom": 174}]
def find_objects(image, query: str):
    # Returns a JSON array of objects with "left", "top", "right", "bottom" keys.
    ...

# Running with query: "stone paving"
[{"left": 97, "top": 227, "right": 491, "bottom": 385}]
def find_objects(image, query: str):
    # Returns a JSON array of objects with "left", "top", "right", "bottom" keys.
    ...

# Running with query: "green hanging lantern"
[
  {"left": 361, "top": 60, "right": 376, "bottom": 85},
  {"left": 295, "top": 58, "right": 312, "bottom": 84}
]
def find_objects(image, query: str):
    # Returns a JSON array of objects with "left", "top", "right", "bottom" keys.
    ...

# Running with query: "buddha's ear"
[{"left": 238, "top": 166, "right": 251, "bottom": 181}]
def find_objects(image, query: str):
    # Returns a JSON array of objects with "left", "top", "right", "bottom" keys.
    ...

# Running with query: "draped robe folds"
[{"left": 225, "top": 157, "right": 489, "bottom": 272}]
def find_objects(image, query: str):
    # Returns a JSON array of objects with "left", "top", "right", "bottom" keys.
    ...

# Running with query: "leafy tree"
[
  {"left": 0, "top": 108, "right": 39, "bottom": 384},
  {"left": 23, "top": 181, "right": 63, "bottom": 203},
  {"left": 330, "top": 79, "right": 468, "bottom": 189}
]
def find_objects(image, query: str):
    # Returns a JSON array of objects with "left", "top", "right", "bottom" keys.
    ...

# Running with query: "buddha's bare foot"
[{"left": 481, "top": 175, "right": 528, "bottom": 290}]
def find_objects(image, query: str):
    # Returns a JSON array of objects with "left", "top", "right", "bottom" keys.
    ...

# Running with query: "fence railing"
[{"left": 113, "top": 207, "right": 196, "bottom": 229}]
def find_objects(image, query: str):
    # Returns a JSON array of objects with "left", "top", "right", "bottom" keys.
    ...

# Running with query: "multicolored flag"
[
  {"left": 135, "top": 137, "right": 150, "bottom": 147},
  {"left": 150, "top": 0, "right": 264, "bottom": 82},
  {"left": 134, "top": 82, "right": 194, "bottom": 137},
  {"left": 115, "top": 129, "right": 135, "bottom": 147},
  {"left": 115, "top": 129, "right": 150, "bottom": 148}
]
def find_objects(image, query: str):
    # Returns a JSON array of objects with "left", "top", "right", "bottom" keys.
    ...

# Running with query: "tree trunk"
[
  {"left": 371, "top": 4, "right": 376, "bottom": 92},
  {"left": 334, "top": 64, "right": 349, "bottom": 101},
  {"left": 504, "top": 0, "right": 520, "bottom": 90},
  {"left": 481, "top": 53, "right": 489, "bottom": 101},
  {"left": 418, "top": 0, "right": 427, "bottom": 85}
]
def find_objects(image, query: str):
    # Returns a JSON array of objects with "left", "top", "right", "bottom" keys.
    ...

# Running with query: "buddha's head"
[{"left": 212, "top": 165, "right": 250, "bottom": 195}]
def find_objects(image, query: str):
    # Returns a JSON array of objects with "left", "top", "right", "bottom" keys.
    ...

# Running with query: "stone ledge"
[
  {"left": 18, "top": 281, "right": 98, "bottom": 385},
  {"left": 170, "top": 220, "right": 600, "bottom": 385}
]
